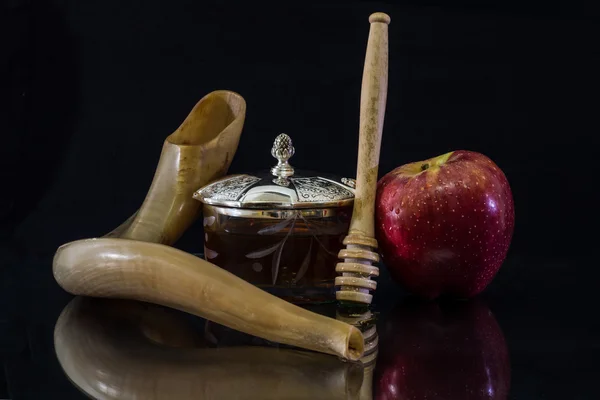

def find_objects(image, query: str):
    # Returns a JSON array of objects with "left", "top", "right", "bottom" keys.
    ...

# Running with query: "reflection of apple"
[
  {"left": 375, "top": 299, "right": 510, "bottom": 400},
  {"left": 375, "top": 150, "right": 514, "bottom": 299}
]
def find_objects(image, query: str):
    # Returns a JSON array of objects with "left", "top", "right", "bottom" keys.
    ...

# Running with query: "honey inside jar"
[{"left": 203, "top": 206, "right": 352, "bottom": 304}]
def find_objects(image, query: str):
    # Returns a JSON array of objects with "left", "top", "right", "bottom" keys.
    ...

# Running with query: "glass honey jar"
[{"left": 193, "top": 134, "right": 355, "bottom": 304}]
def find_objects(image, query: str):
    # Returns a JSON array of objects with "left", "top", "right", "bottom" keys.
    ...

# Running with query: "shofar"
[
  {"left": 106, "top": 90, "right": 247, "bottom": 245},
  {"left": 53, "top": 238, "right": 364, "bottom": 361},
  {"left": 54, "top": 297, "right": 364, "bottom": 400}
]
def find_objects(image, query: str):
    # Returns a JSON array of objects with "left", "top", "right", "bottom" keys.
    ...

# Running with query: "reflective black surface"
[
  {"left": 1, "top": 252, "right": 597, "bottom": 399},
  {"left": 2, "top": 1, "right": 598, "bottom": 398}
]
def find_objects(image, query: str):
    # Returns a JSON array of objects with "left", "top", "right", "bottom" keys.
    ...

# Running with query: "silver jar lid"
[{"left": 193, "top": 133, "right": 355, "bottom": 209}]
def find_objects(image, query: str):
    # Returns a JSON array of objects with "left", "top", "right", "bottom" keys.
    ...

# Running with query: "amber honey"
[{"left": 203, "top": 206, "right": 352, "bottom": 304}]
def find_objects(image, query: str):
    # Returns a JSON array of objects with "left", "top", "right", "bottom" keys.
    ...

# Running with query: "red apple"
[
  {"left": 375, "top": 299, "right": 511, "bottom": 400},
  {"left": 375, "top": 150, "right": 514, "bottom": 299}
]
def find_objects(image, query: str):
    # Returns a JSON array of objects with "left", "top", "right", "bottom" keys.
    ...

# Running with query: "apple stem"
[{"left": 421, "top": 163, "right": 430, "bottom": 171}]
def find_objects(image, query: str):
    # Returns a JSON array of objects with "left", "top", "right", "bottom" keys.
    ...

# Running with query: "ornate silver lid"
[{"left": 193, "top": 133, "right": 356, "bottom": 209}]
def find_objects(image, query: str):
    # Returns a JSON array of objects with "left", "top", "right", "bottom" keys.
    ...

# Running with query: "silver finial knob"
[{"left": 271, "top": 133, "right": 295, "bottom": 184}]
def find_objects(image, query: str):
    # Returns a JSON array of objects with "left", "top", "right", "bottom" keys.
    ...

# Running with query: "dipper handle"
[{"left": 335, "top": 12, "right": 390, "bottom": 305}]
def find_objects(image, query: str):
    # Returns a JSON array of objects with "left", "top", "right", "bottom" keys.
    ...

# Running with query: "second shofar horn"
[
  {"left": 335, "top": 12, "right": 390, "bottom": 305},
  {"left": 105, "top": 90, "right": 247, "bottom": 244}
]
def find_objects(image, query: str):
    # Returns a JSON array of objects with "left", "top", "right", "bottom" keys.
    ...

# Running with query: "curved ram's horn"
[
  {"left": 53, "top": 238, "right": 364, "bottom": 361},
  {"left": 106, "top": 90, "right": 246, "bottom": 244}
]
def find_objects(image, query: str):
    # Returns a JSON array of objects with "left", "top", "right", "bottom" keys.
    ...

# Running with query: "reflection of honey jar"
[{"left": 193, "top": 134, "right": 355, "bottom": 304}]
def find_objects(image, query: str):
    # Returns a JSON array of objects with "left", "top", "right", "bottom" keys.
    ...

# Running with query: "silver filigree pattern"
[
  {"left": 291, "top": 177, "right": 354, "bottom": 202},
  {"left": 199, "top": 175, "right": 260, "bottom": 201},
  {"left": 341, "top": 177, "right": 356, "bottom": 188}
]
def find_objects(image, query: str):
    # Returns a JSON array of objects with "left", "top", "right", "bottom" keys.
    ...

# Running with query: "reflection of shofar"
[
  {"left": 53, "top": 238, "right": 364, "bottom": 360},
  {"left": 106, "top": 90, "right": 247, "bottom": 244},
  {"left": 54, "top": 297, "right": 364, "bottom": 400},
  {"left": 336, "top": 13, "right": 390, "bottom": 305}
]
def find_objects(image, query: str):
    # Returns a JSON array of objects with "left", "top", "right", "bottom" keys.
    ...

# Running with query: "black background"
[
  {"left": 2, "top": 0, "right": 599, "bottom": 256},
  {"left": 1, "top": 0, "right": 599, "bottom": 398}
]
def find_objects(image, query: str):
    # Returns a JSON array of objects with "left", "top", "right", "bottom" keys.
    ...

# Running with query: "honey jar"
[{"left": 193, "top": 134, "right": 355, "bottom": 304}]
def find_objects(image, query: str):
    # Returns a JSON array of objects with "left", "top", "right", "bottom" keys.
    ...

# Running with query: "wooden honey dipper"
[{"left": 335, "top": 12, "right": 390, "bottom": 305}]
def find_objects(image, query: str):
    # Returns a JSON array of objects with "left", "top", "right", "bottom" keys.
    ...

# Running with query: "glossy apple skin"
[
  {"left": 375, "top": 299, "right": 511, "bottom": 400},
  {"left": 375, "top": 150, "right": 514, "bottom": 299}
]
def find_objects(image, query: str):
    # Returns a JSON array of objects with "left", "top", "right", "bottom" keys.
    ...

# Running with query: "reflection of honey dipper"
[
  {"left": 336, "top": 13, "right": 390, "bottom": 305},
  {"left": 336, "top": 308, "right": 378, "bottom": 365},
  {"left": 336, "top": 307, "right": 378, "bottom": 400}
]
